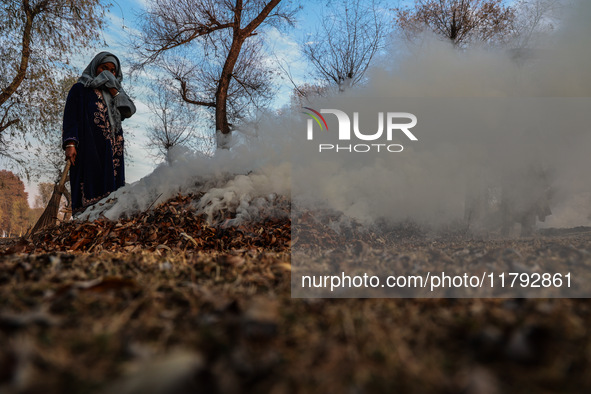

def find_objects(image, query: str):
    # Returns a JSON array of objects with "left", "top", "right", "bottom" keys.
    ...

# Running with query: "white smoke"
[
  {"left": 290, "top": 0, "right": 591, "bottom": 231},
  {"left": 78, "top": 119, "right": 292, "bottom": 223}
]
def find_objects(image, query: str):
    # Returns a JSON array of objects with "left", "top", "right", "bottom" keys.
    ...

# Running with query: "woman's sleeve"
[
  {"left": 62, "top": 83, "right": 84, "bottom": 149},
  {"left": 114, "top": 88, "right": 136, "bottom": 120}
]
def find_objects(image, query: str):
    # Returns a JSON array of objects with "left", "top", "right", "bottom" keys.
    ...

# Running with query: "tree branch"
[
  {"left": 177, "top": 78, "right": 216, "bottom": 107},
  {"left": 242, "top": 0, "right": 281, "bottom": 36},
  {"left": 0, "top": 1, "right": 35, "bottom": 106},
  {"left": 143, "top": 22, "right": 235, "bottom": 63}
]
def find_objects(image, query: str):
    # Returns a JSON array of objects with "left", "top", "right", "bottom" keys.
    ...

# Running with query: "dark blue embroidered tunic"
[{"left": 62, "top": 82, "right": 125, "bottom": 213}]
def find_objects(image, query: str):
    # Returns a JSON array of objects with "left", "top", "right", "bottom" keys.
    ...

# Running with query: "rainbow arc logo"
[{"left": 302, "top": 107, "right": 328, "bottom": 132}]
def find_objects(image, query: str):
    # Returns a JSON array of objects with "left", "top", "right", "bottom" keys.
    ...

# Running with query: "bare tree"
[
  {"left": 163, "top": 35, "right": 276, "bottom": 129},
  {"left": 510, "top": 0, "right": 564, "bottom": 49},
  {"left": 134, "top": 0, "right": 298, "bottom": 147},
  {"left": 395, "top": 0, "right": 515, "bottom": 48},
  {"left": 289, "top": 83, "right": 330, "bottom": 108},
  {"left": 301, "top": 0, "right": 388, "bottom": 91},
  {"left": 0, "top": 0, "right": 108, "bottom": 174},
  {"left": 145, "top": 82, "right": 216, "bottom": 162}
]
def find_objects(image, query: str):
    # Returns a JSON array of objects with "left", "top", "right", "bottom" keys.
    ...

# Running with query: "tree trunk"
[
  {"left": 213, "top": 0, "right": 281, "bottom": 149},
  {"left": 214, "top": 32, "right": 244, "bottom": 148}
]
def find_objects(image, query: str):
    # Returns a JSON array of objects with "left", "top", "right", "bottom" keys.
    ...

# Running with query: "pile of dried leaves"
[
  {"left": 1, "top": 195, "right": 591, "bottom": 393},
  {"left": 25, "top": 194, "right": 291, "bottom": 254},
  {"left": 18, "top": 194, "right": 396, "bottom": 255}
]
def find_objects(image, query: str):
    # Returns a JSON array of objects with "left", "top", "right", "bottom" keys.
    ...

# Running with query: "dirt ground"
[{"left": 1, "top": 208, "right": 591, "bottom": 393}]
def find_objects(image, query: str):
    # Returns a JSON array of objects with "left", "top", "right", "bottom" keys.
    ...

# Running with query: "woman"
[{"left": 62, "top": 52, "right": 136, "bottom": 214}]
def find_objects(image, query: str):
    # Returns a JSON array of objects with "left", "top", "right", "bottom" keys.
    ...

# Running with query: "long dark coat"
[{"left": 62, "top": 82, "right": 126, "bottom": 213}]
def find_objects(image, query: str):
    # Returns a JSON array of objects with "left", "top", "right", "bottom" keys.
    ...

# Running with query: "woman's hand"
[
  {"left": 65, "top": 146, "right": 77, "bottom": 165},
  {"left": 108, "top": 87, "right": 119, "bottom": 97}
]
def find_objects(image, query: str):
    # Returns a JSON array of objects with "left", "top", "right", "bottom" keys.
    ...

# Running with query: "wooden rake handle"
[{"left": 56, "top": 161, "right": 71, "bottom": 193}]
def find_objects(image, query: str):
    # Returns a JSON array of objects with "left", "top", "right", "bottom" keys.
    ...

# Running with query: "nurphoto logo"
[{"left": 302, "top": 107, "right": 418, "bottom": 153}]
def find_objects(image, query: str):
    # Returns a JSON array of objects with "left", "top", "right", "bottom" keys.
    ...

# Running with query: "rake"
[{"left": 30, "top": 161, "right": 71, "bottom": 235}]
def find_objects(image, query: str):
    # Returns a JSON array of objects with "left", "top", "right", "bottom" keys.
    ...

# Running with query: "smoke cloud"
[{"left": 291, "top": 0, "right": 591, "bottom": 232}]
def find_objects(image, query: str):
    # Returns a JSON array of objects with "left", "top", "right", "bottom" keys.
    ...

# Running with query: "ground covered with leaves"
[{"left": 1, "top": 196, "right": 591, "bottom": 393}]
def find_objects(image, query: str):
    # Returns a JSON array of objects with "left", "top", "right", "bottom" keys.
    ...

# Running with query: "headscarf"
[{"left": 78, "top": 52, "right": 135, "bottom": 137}]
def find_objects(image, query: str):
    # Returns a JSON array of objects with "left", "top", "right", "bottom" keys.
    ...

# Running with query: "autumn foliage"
[{"left": 0, "top": 170, "right": 39, "bottom": 237}]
